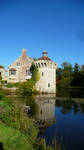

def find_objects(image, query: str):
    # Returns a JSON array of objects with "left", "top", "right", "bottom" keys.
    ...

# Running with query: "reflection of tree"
[
  {"left": 61, "top": 107, "right": 72, "bottom": 114},
  {"left": 21, "top": 95, "right": 38, "bottom": 117},
  {"left": 73, "top": 103, "right": 79, "bottom": 115},
  {"left": 80, "top": 104, "right": 84, "bottom": 114},
  {"left": 56, "top": 99, "right": 81, "bottom": 115},
  {"left": 61, "top": 101, "right": 73, "bottom": 114},
  {"left": 56, "top": 100, "right": 62, "bottom": 108}
]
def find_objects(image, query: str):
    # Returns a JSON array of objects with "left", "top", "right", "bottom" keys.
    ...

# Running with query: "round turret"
[
  {"left": 34, "top": 51, "right": 57, "bottom": 69},
  {"left": 34, "top": 51, "right": 57, "bottom": 93}
]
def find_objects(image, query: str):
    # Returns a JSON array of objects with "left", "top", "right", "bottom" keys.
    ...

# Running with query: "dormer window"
[{"left": 16, "top": 62, "right": 20, "bottom": 66}]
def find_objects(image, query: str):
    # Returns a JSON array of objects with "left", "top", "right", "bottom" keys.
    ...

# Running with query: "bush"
[
  {"left": 0, "top": 89, "right": 4, "bottom": 99},
  {"left": 5, "top": 82, "right": 20, "bottom": 88}
]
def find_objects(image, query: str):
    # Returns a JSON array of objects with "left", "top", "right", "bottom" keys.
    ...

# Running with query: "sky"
[{"left": 0, "top": 0, "right": 84, "bottom": 69}]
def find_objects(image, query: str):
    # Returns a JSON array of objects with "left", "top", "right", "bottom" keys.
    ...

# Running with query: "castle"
[{"left": 0, "top": 49, "right": 57, "bottom": 93}]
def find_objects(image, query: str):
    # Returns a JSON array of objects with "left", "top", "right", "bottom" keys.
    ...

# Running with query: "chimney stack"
[{"left": 22, "top": 48, "right": 27, "bottom": 57}]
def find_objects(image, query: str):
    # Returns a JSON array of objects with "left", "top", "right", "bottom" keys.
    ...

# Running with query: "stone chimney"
[
  {"left": 42, "top": 51, "right": 48, "bottom": 57},
  {"left": 22, "top": 49, "right": 27, "bottom": 57}
]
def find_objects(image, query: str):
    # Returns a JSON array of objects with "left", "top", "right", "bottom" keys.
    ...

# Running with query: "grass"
[
  {"left": 0, "top": 123, "right": 34, "bottom": 150},
  {"left": 0, "top": 88, "right": 61, "bottom": 150}
]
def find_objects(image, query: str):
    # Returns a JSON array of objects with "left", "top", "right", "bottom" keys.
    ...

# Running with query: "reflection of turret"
[{"left": 35, "top": 94, "right": 56, "bottom": 129}]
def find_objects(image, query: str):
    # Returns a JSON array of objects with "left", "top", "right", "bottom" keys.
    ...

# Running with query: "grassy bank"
[
  {"left": 0, "top": 123, "right": 34, "bottom": 150},
  {"left": 0, "top": 89, "right": 38, "bottom": 150},
  {"left": 0, "top": 90, "right": 38, "bottom": 133},
  {"left": 0, "top": 89, "right": 61, "bottom": 150}
]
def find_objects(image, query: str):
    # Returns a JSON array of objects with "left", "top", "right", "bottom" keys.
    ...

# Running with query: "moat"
[{"left": 31, "top": 95, "right": 84, "bottom": 150}]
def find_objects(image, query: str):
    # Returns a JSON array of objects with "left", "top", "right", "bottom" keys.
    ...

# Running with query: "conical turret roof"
[{"left": 38, "top": 51, "right": 52, "bottom": 61}]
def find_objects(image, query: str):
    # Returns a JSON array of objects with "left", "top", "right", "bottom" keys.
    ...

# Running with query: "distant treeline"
[{"left": 56, "top": 62, "right": 84, "bottom": 97}]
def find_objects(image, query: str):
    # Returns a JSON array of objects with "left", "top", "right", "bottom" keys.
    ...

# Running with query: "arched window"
[
  {"left": 44, "top": 63, "right": 47, "bottom": 67},
  {"left": 42, "top": 72, "right": 44, "bottom": 76},
  {"left": 48, "top": 83, "right": 50, "bottom": 87},
  {"left": 38, "top": 63, "right": 40, "bottom": 67},
  {"left": 41, "top": 63, "right": 43, "bottom": 67}
]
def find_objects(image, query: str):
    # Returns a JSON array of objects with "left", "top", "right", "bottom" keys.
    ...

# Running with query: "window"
[
  {"left": 9, "top": 69, "right": 16, "bottom": 76},
  {"left": 48, "top": 83, "right": 50, "bottom": 87},
  {"left": 44, "top": 63, "right": 47, "bottom": 67},
  {"left": 26, "top": 70, "right": 32, "bottom": 76},
  {"left": 16, "top": 62, "right": 20, "bottom": 66},
  {"left": 38, "top": 63, "right": 40, "bottom": 67},
  {"left": 42, "top": 72, "right": 44, "bottom": 76},
  {"left": 41, "top": 63, "right": 43, "bottom": 67}
]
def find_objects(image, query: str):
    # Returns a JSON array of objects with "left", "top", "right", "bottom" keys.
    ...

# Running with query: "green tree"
[
  {"left": 57, "top": 62, "right": 73, "bottom": 96},
  {"left": 0, "top": 65, "right": 4, "bottom": 69},
  {"left": 73, "top": 63, "right": 80, "bottom": 74},
  {"left": 61, "top": 61, "right": 72, "bottom": 72},
  {"left": 81, "top": 64, "right": 84, "bottom": 72}
]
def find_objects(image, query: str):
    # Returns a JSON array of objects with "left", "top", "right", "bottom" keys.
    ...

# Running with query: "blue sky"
[{"left": 0, "top": 0, "right": 84, "bottom": 69}]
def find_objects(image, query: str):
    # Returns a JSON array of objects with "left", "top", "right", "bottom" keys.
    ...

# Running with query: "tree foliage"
[
  {"left": 57, "top": 62, "right": 84, "bottom": 97},
  {"left": 0, "top": 65, "right": 4, "bottom": 69}
]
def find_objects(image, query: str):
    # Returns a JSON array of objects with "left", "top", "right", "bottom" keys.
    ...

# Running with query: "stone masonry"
[
  {"left": 34, "top": 51, "right": 57, "bottom": 93},
  {"left": 0, "top": 68, "right": 6, "bottom": 81},
  {"left": 7, "top": 49, "right": 33, "bottom": 83},
  {"left": 2, "top": 49, "right": 57, "bottom": 93}
]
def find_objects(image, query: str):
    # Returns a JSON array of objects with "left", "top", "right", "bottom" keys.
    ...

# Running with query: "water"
[{"left": 34, "top": 94, "right": 84, "bottom": 150}]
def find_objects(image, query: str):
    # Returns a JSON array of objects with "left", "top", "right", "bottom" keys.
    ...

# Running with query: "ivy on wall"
[{"left": 19, "top": 63, "right": 40, "bottom": 95}]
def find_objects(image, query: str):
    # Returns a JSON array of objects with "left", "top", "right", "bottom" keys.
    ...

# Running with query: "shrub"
[
  {"left": 5, "top": 82, "right": 21, "bottom": 88},
  {"left": 0, "top": 89, "right": 4, "bottom": 99}
]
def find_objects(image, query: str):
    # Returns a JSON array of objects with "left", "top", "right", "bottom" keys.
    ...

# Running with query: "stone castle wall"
[
  {"left": 35, "top": 67, "right": 56, "bottom": 93},
  {"left": 34, "top": 59, "right": 57, "bottom": 93}
]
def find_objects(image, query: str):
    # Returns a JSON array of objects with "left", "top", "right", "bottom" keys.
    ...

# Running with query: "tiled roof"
[{"left": 38, "top": 56, "right": 52, "bottom": 61}]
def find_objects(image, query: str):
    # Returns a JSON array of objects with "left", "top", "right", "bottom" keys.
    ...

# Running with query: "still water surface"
[{"left": 34, "top": 95, "right": 84, "bottom": 150}]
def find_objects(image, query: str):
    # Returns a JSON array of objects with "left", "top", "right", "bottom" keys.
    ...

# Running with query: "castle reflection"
[{"left": 35, "top": 94, "right": 56, "bottom": 129}]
